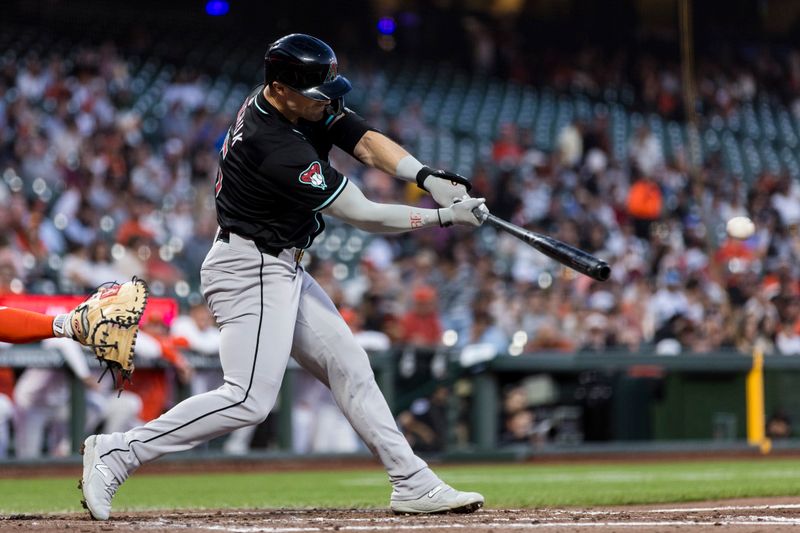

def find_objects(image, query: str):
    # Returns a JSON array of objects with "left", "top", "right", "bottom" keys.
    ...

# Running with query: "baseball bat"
[{"left": 476, "top": 209, "right": 611, "bottom": 282}]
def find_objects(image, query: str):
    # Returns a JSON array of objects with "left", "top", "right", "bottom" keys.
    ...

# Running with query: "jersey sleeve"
[
  {"left": 326, "top": 109, "right": 375, "bottom": 156},
  {"left": 259, "top": 143, "right": 349, "bottom": 212}
]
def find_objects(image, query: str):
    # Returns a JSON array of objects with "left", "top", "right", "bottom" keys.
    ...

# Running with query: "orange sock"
[{"left": 0, "top": 307, "right": 57, "bottom": 343}]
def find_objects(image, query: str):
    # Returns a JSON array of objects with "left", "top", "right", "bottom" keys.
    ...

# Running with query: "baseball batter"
[{"left": 80, "top": 34, "right": 486, "bottom": 520}]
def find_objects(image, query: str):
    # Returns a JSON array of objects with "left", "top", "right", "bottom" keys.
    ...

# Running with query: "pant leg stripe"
[{"left": 100, "top": 254, "right": 266, "bottom": 459}]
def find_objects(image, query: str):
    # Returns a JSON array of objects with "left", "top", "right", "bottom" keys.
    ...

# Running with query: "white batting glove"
[
  {"left": 471, "top": 199, "right": 490, "bottom": 222},
  {"left": 438, "top": 198, "right": 487, "bottom": 227},
  {"left": 425, "top": 177, "right": 469, "bottom": 207},
  {"left": 455, "top": 194, "right": 490, "bottom": 222}
]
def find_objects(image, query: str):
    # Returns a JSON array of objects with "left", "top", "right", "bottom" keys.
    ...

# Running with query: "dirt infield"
[
  {"left": 4, "top": 498, "right": 800, "bottom": 532},
  {"left": 4, "top": 455, "right": 800, "bottom": 531}
]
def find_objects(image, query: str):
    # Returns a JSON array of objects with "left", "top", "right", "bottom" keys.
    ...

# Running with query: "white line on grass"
[{"left": 340, "top": 469, "right": 800, "bottom": 487}]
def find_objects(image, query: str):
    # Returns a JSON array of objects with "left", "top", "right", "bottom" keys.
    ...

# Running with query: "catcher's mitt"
[{"left": 70, "top": 277, "right": 149, "bottom": 389}]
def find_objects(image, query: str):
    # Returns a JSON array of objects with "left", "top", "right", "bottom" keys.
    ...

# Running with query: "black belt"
[{"left": 216, "top": 230, "right": 283, "bottom": 257}]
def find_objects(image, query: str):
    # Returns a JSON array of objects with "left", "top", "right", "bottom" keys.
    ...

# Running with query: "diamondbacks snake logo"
[
  {"left": 325, "top": 60, "right": 337, "bottom": 83},
  {"left": 298, "top": 161, "right": 327, "bottom": 190}
]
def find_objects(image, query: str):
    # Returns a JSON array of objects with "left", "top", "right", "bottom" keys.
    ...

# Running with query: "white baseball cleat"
[
  {"left": 390, "top": 484, "right": 484, "bottom": 514},
  {"left": 78, "top": 435, "right": 120, "bottom": 520}
]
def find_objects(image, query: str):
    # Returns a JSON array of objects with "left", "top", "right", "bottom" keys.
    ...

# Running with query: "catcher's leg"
[
  {"left": 290, "top": 272, "right": 441, "bottom": 497},
  {"left": 80, "top": 242, "right": 302, "bottom": 520}
]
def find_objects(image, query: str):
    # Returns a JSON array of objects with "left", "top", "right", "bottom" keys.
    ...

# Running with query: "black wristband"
[
  {"left": 416, "top": 166, "right": 434, "bottom": 191},
  {"left": 437, "top": 208, "right": 453, "bottom": 227},
  {"left": 416, "top": 167, "right": 473, "bottom": 192}
]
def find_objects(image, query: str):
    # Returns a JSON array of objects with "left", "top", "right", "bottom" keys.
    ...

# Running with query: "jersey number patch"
[{"left": 298, "top": 161, "right": 327, "bottom": 190}]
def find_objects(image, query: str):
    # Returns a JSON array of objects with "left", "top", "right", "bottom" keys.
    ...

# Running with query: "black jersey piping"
[{"left": 99, "top": 253, "right": 267, "bottom": 460}]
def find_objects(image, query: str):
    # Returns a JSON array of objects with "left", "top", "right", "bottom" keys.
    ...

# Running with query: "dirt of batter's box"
[{"left": 3, "top": 500, "right": 800, "bottom": 533}]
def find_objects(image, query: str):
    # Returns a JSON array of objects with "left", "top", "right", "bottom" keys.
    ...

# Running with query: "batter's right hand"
[{"left": 439, "top": 198, "right": 487, "bottom": 227}]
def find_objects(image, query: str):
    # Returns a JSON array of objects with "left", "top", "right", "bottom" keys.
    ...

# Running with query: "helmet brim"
[{"left": 299, "top": 75, "right": 352, "bottom": 101}]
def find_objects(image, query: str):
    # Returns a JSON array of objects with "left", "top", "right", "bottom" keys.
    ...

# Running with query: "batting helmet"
[{"left": 264, "top": 34, "right": 352, "bottom": 102}]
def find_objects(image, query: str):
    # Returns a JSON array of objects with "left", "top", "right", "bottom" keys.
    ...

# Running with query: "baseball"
[{"left": 726, "top": 216, "right": 755, "bottom": 239}]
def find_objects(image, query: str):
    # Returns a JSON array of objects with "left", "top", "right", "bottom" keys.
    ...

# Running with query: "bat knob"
[{"left": 593, "top": 262, "right": 611, "bottom": 282}]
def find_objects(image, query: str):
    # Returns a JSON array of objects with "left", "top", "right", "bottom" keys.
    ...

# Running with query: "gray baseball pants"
[{"left": 99, "top": 232, "right": 440, "bottom": 498}]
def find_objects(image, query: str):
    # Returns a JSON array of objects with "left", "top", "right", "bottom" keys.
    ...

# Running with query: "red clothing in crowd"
[
  {"left": 127, "top": 332, "right": 189, "bottom": 422},
  {"left": 0, "top": 368, "right": 14, "bottom": 399},
  {"left": 401, "top": 313, "right": 443, "bottom": 347}
]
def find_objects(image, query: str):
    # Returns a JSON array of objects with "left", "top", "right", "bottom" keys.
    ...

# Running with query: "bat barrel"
[
  {"left": 480, "top": 212, "right": 611, "bottom": 282},
  {"left": 592, "top": 261, "right": 611, "bottom": 282}
]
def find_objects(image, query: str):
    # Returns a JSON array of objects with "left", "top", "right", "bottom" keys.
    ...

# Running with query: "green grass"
[{"left": 3, "top": 459, "right": 800, "bottom": 513}]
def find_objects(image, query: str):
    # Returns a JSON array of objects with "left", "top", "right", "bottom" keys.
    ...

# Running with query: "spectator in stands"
[
  {"left": 766, "top": 409, "right": 792, "bottom": 439},
  {"left": 556, "top": 121, "right": 583, "bottom": 169},
  {"left": 629, "top": 125, "right": 664, "bottom": 176},
  {"left": 500, "top": 385, "right": 547, "bottom": 447},
  {"left": 339, "top": 307, "right": 391, "bottom": 352},
  {"left": 12, "top": 338, "right": 104, "bottom": 458},
  {"left": 647, "top": 270, "right": 689, "bottom": 333},
  {"left": 770, "top": 174, "right": 800, "bottom": 227},
  {"left": 432, "top": 248, "right": 476, "bottom": 347},
  {"left": 524, "top": 320, "right": 575, "bottom": 353},
  {"left": 626, "top": 171, "right": 663, "bottom": 240},
  {"left": 170, "top": 302, "right": 221, "bottom": 395},
  {"left": 396, "top": 387, "right": 450, "bottom": 453},
  {"left": 124, "top": 314, "right": 193, "bottom": 425},
  {"left": 401, "top": 285, "right": 443, "bottom": 348},
  {"left": 492, "top": 123, "right": 523, "bottom": 168},
  {"left": 734, "top": 310, "right": 778, "bottom": 356},
  {"left": 0, "top": 357, "right": 12, "bottom": 458},
  {"left": 713, "top": 234, "right": 759, "bottom": 307},
  {"left": 465, "top": 309, "right": 509, "bottom": 355},
  {"left": 292, "top": 369, "right": 360, "bottom": 455},
  {"left": 397, "top": 409, "right": 437, "bottom": 452},
  {"left": 578, "top": 312, "right": 614, "bottom": 352},
  {"left": 61, "top": 240, "right": 127, "bottom": 292}
]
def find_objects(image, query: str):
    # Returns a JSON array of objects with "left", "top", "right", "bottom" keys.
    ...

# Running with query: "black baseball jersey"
[{"left": 215, "top": 85, "right": 366, "bottom": 249}]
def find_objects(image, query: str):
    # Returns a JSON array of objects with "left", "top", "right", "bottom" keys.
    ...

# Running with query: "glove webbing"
[{"left": 90, "top": 315, "right": 138, "bottom": 395}]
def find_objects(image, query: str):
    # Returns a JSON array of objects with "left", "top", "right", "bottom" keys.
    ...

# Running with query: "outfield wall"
[{"left": 2, "top": 345, "right": 799, "bottom": 458}]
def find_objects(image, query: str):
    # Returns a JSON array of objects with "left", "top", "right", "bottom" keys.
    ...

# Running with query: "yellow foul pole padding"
[{"left": 746, "top": 347, "right": 771, "bottom": 454}]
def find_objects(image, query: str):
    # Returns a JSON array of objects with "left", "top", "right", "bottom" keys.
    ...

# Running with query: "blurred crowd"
[
  {"left": 337, "top": 72, "right": 800, "bottom": 361},
  {"left": 3, "top": 38, "right": 799, "bottom": 359},
  {"left": 1, "top": 31, "right": 800, "bottom": 456},
  {"left": 459, "top": 14, "right": 800, "bottom": 122}
]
